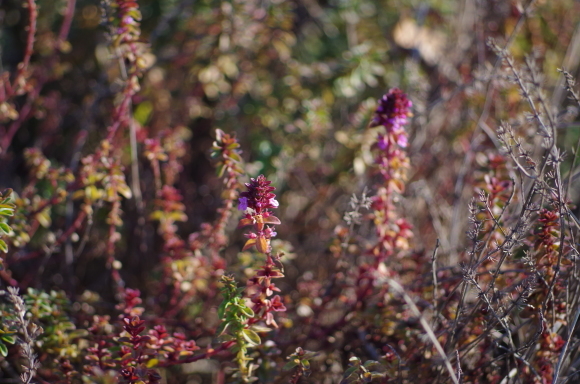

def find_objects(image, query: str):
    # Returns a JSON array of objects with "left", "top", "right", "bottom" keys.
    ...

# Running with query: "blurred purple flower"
[
  {"left": 397, "top": 133, "right": 408, "bottom": 148},
  {"left": 238, "top": 197, "right": 248, "bottom": 211},
  {"left": 370, "top": 88, "right": 412, "bottom": 132}
]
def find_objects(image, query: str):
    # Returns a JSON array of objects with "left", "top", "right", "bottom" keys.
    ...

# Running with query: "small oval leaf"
[{"left": 241, "top": 328, "right": 261, "bottom": 346}]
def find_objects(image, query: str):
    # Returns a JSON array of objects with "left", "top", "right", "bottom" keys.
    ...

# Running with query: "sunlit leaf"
[
  {"left": 241, "top": 328, "right": 261, "bottom": 346},
  {"left": 283, "top": 359, "right": 300, "bottom": 371},
  {"left": 256, "top": 236, "right": 269, "bottom": 253},
  {"left": 0, "top": 222, "right": 11, "bottom": 235},
  {"left": 242, "top": 238, "right": 256, "bottom": 251},
  {"left": 238, "top": 304, "right": 255, "bottom": 319}
]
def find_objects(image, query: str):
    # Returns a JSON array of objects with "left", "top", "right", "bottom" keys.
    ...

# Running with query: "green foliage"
[
  {"left": 340, "top": 357, "right": 388, "bottom": 384},
  {"left": 0, "top": 189, "right": 15, "bottom": 257},
  {"left": 284, "top": 347, "right": 317, "bottom": 382},
  {"left": 0, "top": 327, "right": 16, "bottom": 357},
  {"left": 23, "top": 289, "right": 87, "bottom": 359},
  {"left": 218, "top": 275, "right": 261, "bottom": 382}
]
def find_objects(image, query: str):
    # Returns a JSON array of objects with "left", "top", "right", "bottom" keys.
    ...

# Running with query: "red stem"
[
  {"left": 11, "top": 0, "right": 37, "bottom": 94},
  {"left": 58, "top": 0, "right": 77, "bottom": 44},
  {"left": 0, "top": 80, "right": 40, "bottom": 152}
]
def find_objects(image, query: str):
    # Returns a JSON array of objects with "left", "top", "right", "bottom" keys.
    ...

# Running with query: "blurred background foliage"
[{"left": 2, "top": 0, "right": 580, "bottom": 382}]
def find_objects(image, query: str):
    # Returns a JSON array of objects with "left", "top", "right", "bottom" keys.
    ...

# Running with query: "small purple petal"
[
  {"left": 397, "top": 134, "right": 408, "bottom": 148},
  {"left": 377, "top": 134, "right": 389, "bottom": 150},
  {"left": 269, "top": 198, "right": 279, "bottom": 208},
  {"left": 238, "top": 197, "right": 248, "bottom": 211}
]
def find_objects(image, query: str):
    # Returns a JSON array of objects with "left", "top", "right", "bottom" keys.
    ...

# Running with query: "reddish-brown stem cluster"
[{"left": 247, "top": 254, "right": 286, "bottom": 328}]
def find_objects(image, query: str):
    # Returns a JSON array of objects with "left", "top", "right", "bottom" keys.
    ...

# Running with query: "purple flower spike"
[
  {"left": 239, "top": 175, "right": 278, "bottom": 214},
  {"left": 370, "top": 88, "right": 412, "bottom": 132},
  {"left": 238, "top": 175, "right": 281, "bottom": 254}
]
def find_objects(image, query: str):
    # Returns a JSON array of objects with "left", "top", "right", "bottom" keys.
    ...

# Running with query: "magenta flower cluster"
[
  {"left": 238, "top": 175, "right": 279, "bottom": 213},
  {"left": 371, "top": 88, "right": 412, "bottom": 150},
  {"left": 238, "top": 175, "right": 281, "bottom": 254}
]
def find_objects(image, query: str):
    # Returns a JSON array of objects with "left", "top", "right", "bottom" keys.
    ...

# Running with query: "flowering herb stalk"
[
  {"left": 238, "top": 175, "right": 286, "bottom": 326},
  {"left": 369, "top": 88, "right": 413, "bottom": 260},
  {"left": 215, "top": 174, "right": 287, "bottom": 381}
]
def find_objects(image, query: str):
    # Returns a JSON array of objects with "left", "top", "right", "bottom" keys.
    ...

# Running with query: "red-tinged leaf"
[
  {"left": 242, "top": 238, "right": 256, "bottom": 251},
  {"left": 263, "top": 216, "right": 281, "bottom": 225},
  {"left": 256, "top": 236, "right": 269, "bottom": 253},
  {"left": 238, "top": 218, "right": 253, "bottom": 227},
  {"left": 269, "top": 270, "right": 284, "bottom": 278},
  {"left": 1, "top": 189, "right": 13, "bottom": 198},
  {"left": 120, "top": 352, "right": 132, "bottom": 360}
]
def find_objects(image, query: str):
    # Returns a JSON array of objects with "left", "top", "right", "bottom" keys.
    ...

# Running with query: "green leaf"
[
  {"left": 146, "top": 358, "right": 159, "bottom": 368},
  {"left": 363, "top": 360, "right": 383, "bottom": 371},
  {"left": 0, "top": 343, "right": 7, "bottom": 357},
  {"left": 238, "top": 304, "right": 255, "bottom": 319},
  {"left": 0, "top": 222, "right": 11, "bottom": 235},
  {"left": 218, "top": 333, "right": 236, "bottom": 343},
  {"left": 302, "top": 351, "right": 318, "bottom": 359},
  {"left": 241, "top": 328, "right": 261, "bottom": 346},
  {"left": 226, "top": 143, "right": 240, "bottom": 150},
  {"left": 250, "top": 325, "right": 272, "bottom": 333},
  {"left": 216, "top": 164, "right": 225, "bottom": 178},
  {"left": 229, "top": 152, "right": 242, "bottom": 162},
  {"left": 117, "top": 184, "right": 133, "bottom": 199},
  {"left": 0, "top": 240, "right": 7, "bottom": 253},
  {"left": 134, "top": 101, "right": 153, "bottom": 125},
  {"left": 283, "top": 359, "right": 300, "bottom": 371},
  {"left": 0, "top": 335, "right": 14, "bottom": 344},
  {"left": 341, "top": 366, "right": 358, "bottom": 380},
  {"left": 0, "top": 208, "right": 14, "bottom": 217}
]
